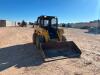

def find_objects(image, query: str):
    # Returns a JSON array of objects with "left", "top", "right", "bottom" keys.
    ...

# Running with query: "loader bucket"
[{"left": 41, "top": 41, "right": 81, "bottom": 61}]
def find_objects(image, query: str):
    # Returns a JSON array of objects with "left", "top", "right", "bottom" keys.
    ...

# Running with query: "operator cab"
[
  {"left": 37, "top": 15, "right": 58, "bottom": 29},
  {"left": 37, "top": 15, "right": 58, "bottom": 39}
]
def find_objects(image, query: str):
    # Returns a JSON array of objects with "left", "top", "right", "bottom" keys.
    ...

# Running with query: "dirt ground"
[{"left": 0, "top": 27, "right": 100, "bottom": 75}]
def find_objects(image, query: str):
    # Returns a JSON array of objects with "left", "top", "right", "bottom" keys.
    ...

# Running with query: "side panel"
[
  {"left": 34, "top": 25, "right": 50, "bottom": 42},
  {"left": 57, "top": 28, "right": 64, "bottom": 41}
]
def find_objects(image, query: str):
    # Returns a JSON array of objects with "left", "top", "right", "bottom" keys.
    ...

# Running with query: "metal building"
[{"left": 0, "top": 20, "right": 16, "bottom": 27}]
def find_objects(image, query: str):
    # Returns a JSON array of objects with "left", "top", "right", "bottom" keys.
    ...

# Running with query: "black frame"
[{"left": 37, "top": 16, "right": 58, "bottom": 28}]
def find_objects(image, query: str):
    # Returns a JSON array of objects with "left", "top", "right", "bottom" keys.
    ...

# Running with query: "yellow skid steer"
[{"left": 33, "top": 15, "right": 81, "bottom": 61}]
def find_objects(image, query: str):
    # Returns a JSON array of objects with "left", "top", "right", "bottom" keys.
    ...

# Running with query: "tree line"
[{"left": 17, "top": 20, "right": 34, "bottom": 27}]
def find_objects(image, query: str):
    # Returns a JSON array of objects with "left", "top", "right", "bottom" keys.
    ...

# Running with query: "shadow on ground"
[
  {"left": 0, "top": 42, "right": 81, "bottom": 71},
  {"left": 0, "top": 43, "right": 43, "bottom": 71}
]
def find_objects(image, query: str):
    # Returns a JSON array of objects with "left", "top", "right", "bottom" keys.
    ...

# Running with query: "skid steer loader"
[{"left": 33, "top": 15, "right": 81, "bottom": 61}]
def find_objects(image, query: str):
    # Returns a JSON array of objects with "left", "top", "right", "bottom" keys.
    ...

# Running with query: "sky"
[{"left": 0, "top": 0, "right": 100, "bottom": 23}]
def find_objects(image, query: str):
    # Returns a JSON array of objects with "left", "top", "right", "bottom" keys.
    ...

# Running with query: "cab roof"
[{"left": 38, "top": 15, "right": 57, "bottom": 19}]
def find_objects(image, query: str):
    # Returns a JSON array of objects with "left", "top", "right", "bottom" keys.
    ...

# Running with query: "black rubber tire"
[
  {"left": 33, "top": 33, "right": 37, "bottom": 44},
  {"left": 62, "top": 36, "right": 67, "bottom": 41},
  {"left": 35, "top": 36, "right": 46, "bottom": 61},
  {"left": 36, "top": 36, "right": 40, "bottom": 49},
  {"left": 36, "top": 36, "right": 45, "bottom": 49}
]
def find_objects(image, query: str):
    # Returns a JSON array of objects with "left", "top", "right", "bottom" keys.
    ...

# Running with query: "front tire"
[
  {"left": 36, "top": 36, "right": 45, "bottom": 49},
  {"left": 62, "top": 36, "right": 67, "bottom": 41},
  {"left": 35, "top": 36, "right": 46, "bottom": 60}
]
